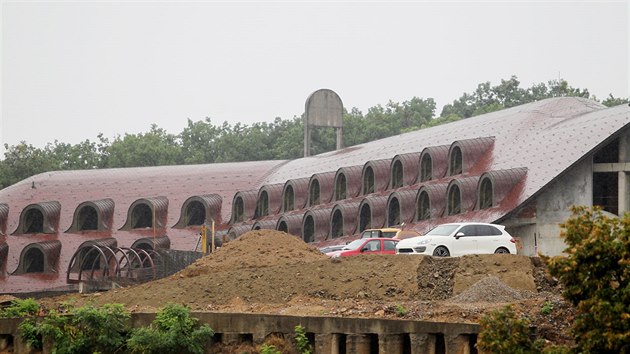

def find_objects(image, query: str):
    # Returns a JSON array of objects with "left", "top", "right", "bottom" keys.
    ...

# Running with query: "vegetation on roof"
[{"left": 0, "top": 75, "right": 626, "bottom": 189}]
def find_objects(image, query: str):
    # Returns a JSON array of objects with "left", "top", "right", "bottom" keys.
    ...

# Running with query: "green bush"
[
  {"left": 38, "top": 303, "right": 130, "bottom": 354},
  {"left": 0, "top": 298, "right": 40, "bottom": 318},
  {"left": 127, "top": 303, "right": 213, "bottom": 354},
  {"left": 293, "top": 325, "right": 312, "bottom": 354},
  {"left": 260, "top": 343, "right": 281, "bottom": 354},
  {"left": 477, "top": 305, "right": 543, "bottom": 354},
  {"left": 544, "top": 207, "right": 630, "bottom": 353},
  {"left": 394, "top": 304, "right": 408, "bottom": 317}
]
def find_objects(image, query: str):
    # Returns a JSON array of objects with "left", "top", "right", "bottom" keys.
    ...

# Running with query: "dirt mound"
[
  {"left": 180, "top": 230, "right": 328, "bottom": 276},
  {"left": 450, "top": 276, "right": 532, "bottom": 303},
  {"left": 39, "top": 229, "right": 574, "bottom": 345}
]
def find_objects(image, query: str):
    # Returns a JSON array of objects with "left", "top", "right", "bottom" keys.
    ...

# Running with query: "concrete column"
[
  {"left": 409, "top": 333, "right": 436, "bottom": 354},
  {"left": 445, "top": 334, "right": 472, "bottom": 354},
  {"left": 315, "top": 333, "right": 340, "bottom": 354},
  {"left": 619, "top": 130, "right": 629, "bottom": 214},
  {"left": 379, "top": 333, "right": 404, "bottom": 354},
  {"left": 346, "top": 334, "right": 371, "bottom": 354},
  {"left": 336, "top": 127, "right": 343, "bottom": 150}
]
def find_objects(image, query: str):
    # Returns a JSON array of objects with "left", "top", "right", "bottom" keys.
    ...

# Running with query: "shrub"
[
  {"left": 477, "top": 305, "right": 543, "bottom": 354},
  {"left": 127, "top": 303, "right": 213, "bottom": 354},
  {"left": 293, "top": 325, "right": 312, "bottom": 354},
  {"left": 0, "top": 298, "right": 40, "bottom": 318},
  {"left": 260, "top": 343, "right": 281, "bottom": 354},
  {"left": 544, "top": 206, "right": 630, "bottom": 353},
  {"left": 39, "top": 303, "right": 130, "bottom": 354},
  {"left": 394, "top": 304, "right": 408, "bottom": 317},
  {"left": 540, "top": 301, "right": 553, "bottom": 316}
]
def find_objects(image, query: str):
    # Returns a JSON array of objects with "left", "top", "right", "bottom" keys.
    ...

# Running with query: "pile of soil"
[{"left": 42, "top": 229, "right": 575, "bottom": 345}]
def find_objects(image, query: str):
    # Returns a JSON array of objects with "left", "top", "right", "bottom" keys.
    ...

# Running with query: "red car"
[{"left": 326, "top": 237, "right": 399, "bottom": 258}]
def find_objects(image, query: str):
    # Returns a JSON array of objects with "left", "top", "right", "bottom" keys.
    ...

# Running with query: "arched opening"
[
  {"left": 448, "top": 185, "right": 461, "bottom": 215},
  {"left": 449, "top": 147, "right": 463, "bottom": 176},
  {"left": 78, "top": 247, "right": 102, "bottom": 271},
  {"left": 479, "top": 178, "right": 493, "bottom": 209},
  {"left": 335, "top": 174, "right": 347, "bottom": 200},
  {"left": 25, "top": 209, "right": 44, "bottom": 233},
  {"left": 303, "top": 216, "right": 315, "bottom": 243},
  {"left": 256, "top": 191, "right": 269, "bottom": 218},
  {"left": 331, "top": 210, "right": 343, "bottom": 238},
  {"left": 77, "top": 206, "right": 98, "bottom": 231},
  {"left": 363, "top": 167, "right": 375, "bottom": 194},
  {"left": 309, "top": 180, "right": 320, "bottom": 206},
  {"left": 277, "top": 221, "right": 288, "bottom": 233},
  {"left": 233, "top": 198, "right": 244, "bottom": 223},
  {"left": 185, "top": 201, "right": 206, "bottom": 226},
  {"left": 388, "top": 199, "right": 401, "bottom": 226},
  {"left": 23, "top": 248, "right": 45, "bottom": 273},
  {"left": 284, "top": 186, "right": 295, "bottom": 212},
  {"left": 391, "top": 161, "right": 403, "bottom": 189},
  {"left": 420, "top": 154, "right": 432, "bottom": 182},
  {"left": 131, "top": 204, "right": 153, "bottom": 229},
  {"left": 134, "top": 242, "right": 154, "bottom": 252},
  {"left": 359, "top": 204, "right": 371, "bottom": 232},
  {"left": 253, "top": 224, "right": 261, "bottom": 230},
  {"left": 417, "top": 191, "right": 431, "bottom": 221}
]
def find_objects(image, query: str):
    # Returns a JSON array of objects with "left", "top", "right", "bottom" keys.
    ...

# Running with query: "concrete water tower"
[{"left": 303, "top": 89, "right": 343, "bottom": 157}]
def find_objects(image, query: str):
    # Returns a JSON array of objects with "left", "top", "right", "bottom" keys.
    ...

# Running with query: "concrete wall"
[
  {"left": 506, "top": 158, "right": 593, "bottom": 256},
  {"left": 0, "top": 312, "right": 480, "bottom": 354}
]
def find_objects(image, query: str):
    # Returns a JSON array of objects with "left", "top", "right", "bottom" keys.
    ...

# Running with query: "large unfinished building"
[{"left": 0, "top": 97, "right": 628, "bottom": 294}]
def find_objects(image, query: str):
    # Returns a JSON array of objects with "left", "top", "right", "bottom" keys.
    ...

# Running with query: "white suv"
[{"left": 395, "top": 223, "right": 516, "bottom": 257}]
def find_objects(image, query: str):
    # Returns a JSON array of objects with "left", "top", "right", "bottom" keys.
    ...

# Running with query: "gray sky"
[{"left": 1, "top": 1, "right": 628, "bottom": 155}]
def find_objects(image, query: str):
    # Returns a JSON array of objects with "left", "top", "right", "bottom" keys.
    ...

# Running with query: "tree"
[
  {"left": 106, "top": 124, "right": 183, "bottom": 167},
  {"left": 179, "top": 118, "right": 220, "bottom": 164},
  {"left": 544, "top": 206, "right": 630, "bottom": 353},
  {"left": 601, "top": 94, "right": 629, "bottom": 107}
]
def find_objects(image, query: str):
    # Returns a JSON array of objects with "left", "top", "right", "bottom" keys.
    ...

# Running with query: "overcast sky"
[{"left": 1, "top": 1, "right": 628, "bottom": 155}]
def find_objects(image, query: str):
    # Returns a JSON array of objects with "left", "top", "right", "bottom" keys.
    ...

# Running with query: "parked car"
[
  {"left": 326, "top": 237, "right": 399, "bottom": 258},
  {"left": 360, "top": 227, "right": 420, "bottom": 240},
  {"left": 396, "top": 223, "right": 517, "bottom": 257}
]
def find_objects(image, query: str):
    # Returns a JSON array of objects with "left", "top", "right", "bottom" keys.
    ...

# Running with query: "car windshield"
[
  {"left": 342, "top": 239, "right": 365, "bottom": 250},
  {"left": 425, "top": 224, "right": 460, "bottom": 236}
]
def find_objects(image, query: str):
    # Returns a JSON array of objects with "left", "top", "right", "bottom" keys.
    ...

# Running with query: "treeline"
[{"left": 1, "top": 76, "right": 626, "bottom": 189}]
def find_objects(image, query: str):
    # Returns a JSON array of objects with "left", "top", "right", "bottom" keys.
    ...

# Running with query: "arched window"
[
  {"left": 335, "top": 174, "right": 347, "bottom": 200},
  {"left": 23, "top": 248, "right": 45, "bottom": 273},
  {"left": 233, "top": 198, "right": 244, "bottom": 223},
  {"left": 309, "top": 180, "right": 320, "bottom": 206},
  {"left": 77, "top": 206, "right": 98, "bottom": 231},
  {"left": 447, "top": 185, "right": 461, "bottom": 215},
  {"left": 449, "top": 147, "right": 463, "bottom": 176},
  {"left": 277, "top": 221, "right": 288, "bottom": 233},
  {"left": 363, "top": 168, "right": 375, "bottom": 194},
  {"left": 479, "top": 178, "right": 493, "bottom": 209},
  {"left": 185, "top": 201, "right": 206, "bottom": 226},
  {"left": 359, "top": 204, "right": 371, "bottom": 232},
  {"left": 420, "top": 154, "right": 432, "bottom": 182},
  {"left": 25, "top": 209, "right": 44, "bottom": 233},
  {"left": 417, "top": 191, "right": 431, "bottom": 220},
  {"left": 255, "top": 192, "right": 269, "bottom": 218},
  {"left": 391, "top": 161, "right": 404, "bottom": 189},
  {"left": 331, "top": 210, "right": 343, "bottom": 238},
  {"left": 303, "top": 216, "right": 315, "bottom": 243},
  {"left": 388, "top": 199, "right": 401, "bottom": 226},
  {"left": 131, "top": 204, "right": 152, "bottom": 228},
  {"left": 284, "top": 186, "right": 295, "bottom": 212}
]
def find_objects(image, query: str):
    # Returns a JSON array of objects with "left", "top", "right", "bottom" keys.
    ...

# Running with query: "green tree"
[
  {"left": 601, "top": 94, "right": 629, "bottom": 107},
  {"left": 179, "top": 118, "right": 220, "bottom": 164},
  {"left": 106, "top": 124, "right": 183, "bottom": 167},
  {"left": 477, "top": 305, "right": 543, "bottom": 354},
  {"left": 0, "top": 142, "right": 55, "bottom": 188},
  {"left": 544, "top": 206, "right": 630, "bottom": 353}
]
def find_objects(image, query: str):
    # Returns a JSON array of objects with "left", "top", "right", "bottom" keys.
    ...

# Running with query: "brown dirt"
[{"left": 39, "top": 229, "right": 575, "bottom": 346}]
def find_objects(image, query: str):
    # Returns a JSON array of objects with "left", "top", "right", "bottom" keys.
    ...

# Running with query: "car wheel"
[
  {"left": 494, "top": 247, "right": 510, "bottom": 254},
  {"left": 433, "top": 246, "right": 450, "bottom": 257}
]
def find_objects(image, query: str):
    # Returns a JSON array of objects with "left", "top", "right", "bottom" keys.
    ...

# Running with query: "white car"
[{"left": 395, "top": 223, "right": 517, "bottom": 257}]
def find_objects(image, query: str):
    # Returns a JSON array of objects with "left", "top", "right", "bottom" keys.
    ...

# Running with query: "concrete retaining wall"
[{"left": 0, "top": 312, "right": 480, "bottom": 354}]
